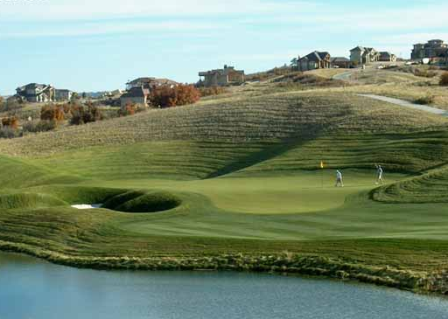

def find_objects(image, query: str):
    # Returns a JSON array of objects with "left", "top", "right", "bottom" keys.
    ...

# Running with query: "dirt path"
[{"left": 358, "top": 94, "right": 448, "bottom": 117}]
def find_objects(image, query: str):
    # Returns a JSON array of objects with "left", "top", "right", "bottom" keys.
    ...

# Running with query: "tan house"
[
  {"left": 120, "top": 86, "right": 150, "bottom": 108},
  {"left": 350, "top": 46, "right": 380, "bottom": 65},
  {"left": 298, "top": 51, "right": 331, "bottom": 71},
  {"left": 199, "top": 65, "right": 245, "bottom": 87},
  {"left": 15, "top": 83, "right": 55, "bottom": 103}
]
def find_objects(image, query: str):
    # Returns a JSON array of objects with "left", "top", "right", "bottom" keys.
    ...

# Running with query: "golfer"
[
  {"left": 376, "top": 164, "right": 384, "bottom": 185},
  {"left": 335, "top": 170, "right": 344, "bottom": 187}
]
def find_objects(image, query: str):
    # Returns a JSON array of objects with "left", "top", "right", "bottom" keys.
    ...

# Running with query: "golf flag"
[{"left": 320, "top": 161, "right": 324, "bottom": 169}]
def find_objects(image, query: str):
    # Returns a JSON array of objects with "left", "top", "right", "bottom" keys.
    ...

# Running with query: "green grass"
[{"left": 2, "top": 86, "right": 448, "bottom": 293}]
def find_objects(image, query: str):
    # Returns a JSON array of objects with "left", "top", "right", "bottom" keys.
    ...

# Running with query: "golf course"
[{"left": 2, "top": 69, "right": 448, "bottom": 294}]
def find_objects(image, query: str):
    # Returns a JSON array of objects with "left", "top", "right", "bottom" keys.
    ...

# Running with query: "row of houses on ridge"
[{"left": 297, "top": 46, "right": 397, "bottom": 71}]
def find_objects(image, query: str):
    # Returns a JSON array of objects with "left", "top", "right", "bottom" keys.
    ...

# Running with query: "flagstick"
[{"left": 321, "top": 165, "right": 324, "bottom": 189}]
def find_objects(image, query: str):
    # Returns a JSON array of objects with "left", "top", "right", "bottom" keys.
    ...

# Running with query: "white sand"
[{"left": 71, "top": 204, "right": 102, "bottom": 210}]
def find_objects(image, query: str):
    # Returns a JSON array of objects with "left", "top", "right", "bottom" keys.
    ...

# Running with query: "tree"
[{"left": 290, "top": 58, "right": 298, "bottom": 70}]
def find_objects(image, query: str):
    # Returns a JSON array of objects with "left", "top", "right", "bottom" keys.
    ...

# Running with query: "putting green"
[{"left": 82, "top": 170, "right": 406, "bottom": 214}]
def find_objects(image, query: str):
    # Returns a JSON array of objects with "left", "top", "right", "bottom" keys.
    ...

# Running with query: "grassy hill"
[{"left": 2, "top": 80, "right": 448, "bottom": 293}]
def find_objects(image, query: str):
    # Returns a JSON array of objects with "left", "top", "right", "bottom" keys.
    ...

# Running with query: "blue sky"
[{"left": 1, "top": 0, "right": 447, "bottom": 95}]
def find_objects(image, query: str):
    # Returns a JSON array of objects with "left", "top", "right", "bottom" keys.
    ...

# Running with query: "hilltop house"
[
  {"left": 15, "top": 83, "right": 55, "bottom": 103},
  {"left": 120, "top": 86, "right": 150, "bottom": 108},
  {"left": 198, "top": 65, "right": 245, "bottom": 87},
  {"left": 330, "top": 57, "right": 351, "bottom": 68},
  {"left": 298, "top": 51, "right": 331, "bottom": 71},
  {"left": 411, "top": 39, "right": 448, "bottom": 61},
  {"left": 350, "top": 47, "right": 380, "bottom": 65},
  {"left": 379, "top": 52, "right": 397, "bottom": 62}
]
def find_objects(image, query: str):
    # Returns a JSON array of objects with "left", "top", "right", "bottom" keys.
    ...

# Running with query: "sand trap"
[{"left": 71, "top": 204, "right": 102, "bottom": 210}]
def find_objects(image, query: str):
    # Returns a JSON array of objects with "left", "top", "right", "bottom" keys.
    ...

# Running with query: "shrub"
[
  {"left": 1, "top": 116, "right": 19, "bottom": 129},
  {"left": 22, "top": 120, "right": 57, "bottom": 133},
  {"left": 41, "top": 105, "right": 65, "bottom": 122},
  {"left": 413, "top": 69, "right": 437, "bottom": 78},
  {"left": 415, "top": 95, "right": 436, "bottom": 105},
  {"left": 199, "top": 86, "right": 228, "bottom": 97},
  {"left": 149, "top": 84, "right": 200, "bottom": 108},
  {"left": 440, "top": 72, "right": 448, "bottom": 86},
  {"left": 118, "top": 103, "right": 136, "bottom": 117},
  {"left": 69, "top": 104, "right": 102, "bottom": 125},
  {"left": 0, "top": 126, "right": 20, "bottom": 139}
]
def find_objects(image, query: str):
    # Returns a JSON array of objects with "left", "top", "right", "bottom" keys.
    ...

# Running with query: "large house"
[
  {"left": 350, "top": 46, "right": 380, "bottom": 65},
  {"left": 120, "top": 86, "right": 150, "bottom": 108},
  {"left": 198, "top": 65, "right": 245, "bottom": 87},
  {"left": 411, "top": 39, "right": 448, "bottom": 61},
  {"left": 297, "top": 51, "right": 331, "bottom": 71},
  {"left": 15, "top": 83, "right": 55, "bottom": 103}
]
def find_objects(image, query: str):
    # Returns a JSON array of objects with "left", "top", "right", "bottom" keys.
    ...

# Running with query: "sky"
[{"left": 1, "top": 0, "right": 447, "bottom": 95}]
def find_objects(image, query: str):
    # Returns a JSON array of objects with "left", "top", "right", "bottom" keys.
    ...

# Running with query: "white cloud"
[
  {"left": 0, "top": 20, "right": 229, "bottom": 38},
  {"left": 0, "top": 0, "right": 316, "bottom": 21}
]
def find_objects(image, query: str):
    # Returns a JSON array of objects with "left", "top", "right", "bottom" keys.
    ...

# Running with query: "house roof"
[
  {"left": 18, "top": 83, "right": 51, "bottom": 91},
  {"left": 331, "top": 57, "right": 350, "bottom": 63},
  {"left": 199, "top": 66, "right": 244, "bottom": 76},
  {"left": 127, "top": 77, "right": 178, "bottom": 87},
  {"left": 350, "top": 46, "right": 364, "bottom": 52},
  {"left": 299, "top": 51, "right": 330, "bottom": 63}
]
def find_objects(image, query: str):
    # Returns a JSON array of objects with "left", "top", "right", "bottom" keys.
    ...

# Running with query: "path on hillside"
[
  {"left": 332, "top": 71, "right": 353, "bottom": 81},
  {"left": 358, "top": 94, "right": 448, "bottom": 117}
]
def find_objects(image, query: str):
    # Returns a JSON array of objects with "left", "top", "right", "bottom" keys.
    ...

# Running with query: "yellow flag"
[{"left": 320, "top": 161, "right": 324, "bottom": 169}]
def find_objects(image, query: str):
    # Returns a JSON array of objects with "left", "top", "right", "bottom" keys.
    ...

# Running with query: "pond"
[{"left": 1, "top": 252, "right": 448, "bottom": 319}]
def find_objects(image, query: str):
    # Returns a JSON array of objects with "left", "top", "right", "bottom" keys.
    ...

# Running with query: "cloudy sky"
[{"left": 1, "top": 0, "right": 447, "bottom": 95}]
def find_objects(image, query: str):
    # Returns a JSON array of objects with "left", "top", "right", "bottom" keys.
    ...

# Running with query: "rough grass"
[
  {"left": 373, "top": 165, "right": 448, "bottom": 203},
  {"left": 0, "top": 92, "right": 446, "bottom": 158}
]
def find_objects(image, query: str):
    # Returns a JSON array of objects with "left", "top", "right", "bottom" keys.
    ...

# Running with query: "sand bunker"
[{"left": 71, "top": 204, "right": 102, "bottom": 210}]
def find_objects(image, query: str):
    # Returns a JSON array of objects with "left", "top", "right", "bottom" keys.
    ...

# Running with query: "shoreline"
[{"left": 1, "top": 240, "right": 447, "bottom": 296}]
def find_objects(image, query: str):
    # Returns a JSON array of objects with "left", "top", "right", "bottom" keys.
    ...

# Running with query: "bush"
[
  {"left": 0, "top": 126, "right": 20, "bottom": 139},
  {"left": 413, "top": 69, "right": 437, "bottom": 78},
  {"left": 199, "top": 86, "right": 228, "bottom": 97},
  {"left": 69, "top": 104, "right": 102, "bottom": 125},
  {"left": 1, "top": 116, "right": 19, "bottom": 129},
  {"left": 149, "top": 84, "right": 200, "bottom": 108},
  {"left": 22, "top": 120, "right": 57, "bottom": 133},
  {"left": 415, "top": 95, "right": 436, "bottom": 105},
  {"left": 440, "top": 72, "right": 448, "bottom": 86},
  {"left": 41, "top": 105, "right": 65, "bottom": 122},
  {"left": 118, "top": 103, "right": 136, "bottom": 117}
]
